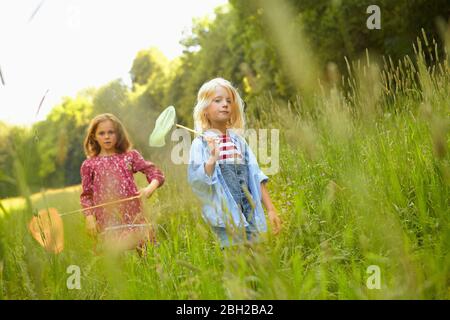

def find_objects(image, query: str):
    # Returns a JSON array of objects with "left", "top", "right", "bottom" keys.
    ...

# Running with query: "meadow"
[{"left": 0, "top": 36, "right": 449, "bottom": 300}]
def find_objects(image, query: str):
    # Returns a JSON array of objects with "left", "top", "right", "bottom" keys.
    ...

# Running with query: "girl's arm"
[
  {"left": 131, "top": 150, "right": 165, "bottom": 198},
  {"left": 261, "top": 182, "right": 282, "bottom": 235},
  {"left": 80, "top": 161, "right": 97, "bottom": 235},
  {"left": 140, "top": 179, "right": 160, "bottom": 199},
  {"left": 188, "top": 138, "right": 220, "bottom": 195},
  {"left": 205, "top": 137, "right": 220, "bottom": 176},
  {"left": 244, "top": 140, "right": 281, "bottom": 234},
  {"left": 80, "top": 161, "right": 95, "bottom": 216}
]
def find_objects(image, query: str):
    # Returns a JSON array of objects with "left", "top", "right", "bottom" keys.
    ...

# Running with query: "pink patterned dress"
[{"left": 80, "top": 149, "right": 165, "bottom": 232}]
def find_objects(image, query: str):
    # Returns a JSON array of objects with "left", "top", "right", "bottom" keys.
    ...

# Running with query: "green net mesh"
[{"left": 148, "top": 106, "right": 176, "bottom": 147}]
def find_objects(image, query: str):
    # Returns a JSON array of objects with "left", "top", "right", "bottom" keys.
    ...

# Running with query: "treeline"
[{"left": 1, "top": 0, "right": 448, "bottom": 197}]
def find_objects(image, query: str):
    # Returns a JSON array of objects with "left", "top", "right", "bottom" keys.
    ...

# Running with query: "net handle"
[
  {"left": 175, "top": 124, "right": 205, "bottom": 137},
  {"left": 59, "top": 195, "right": 142, "bottom": 217}
]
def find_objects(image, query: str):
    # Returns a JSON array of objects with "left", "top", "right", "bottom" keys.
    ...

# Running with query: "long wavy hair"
[{"left": 83, "top": 113, "right": 132, "bottom": 158}]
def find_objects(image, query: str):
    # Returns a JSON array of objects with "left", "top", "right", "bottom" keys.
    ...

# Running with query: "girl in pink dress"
[{"left": 80, "top": 113, "right": 164, "bottom": 252}]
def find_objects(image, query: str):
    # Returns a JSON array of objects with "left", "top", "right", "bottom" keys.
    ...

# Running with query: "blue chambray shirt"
[{"left": 188, "top": 129, "right": 269, "bottom": 231}]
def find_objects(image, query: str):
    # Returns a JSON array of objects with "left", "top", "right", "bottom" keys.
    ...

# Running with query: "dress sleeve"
[
  {"left": 131, "top": 150, "right": 165, "bottom": 187},
  {"left": 80, "top": 160, "right": 95, "bottom": 216}
]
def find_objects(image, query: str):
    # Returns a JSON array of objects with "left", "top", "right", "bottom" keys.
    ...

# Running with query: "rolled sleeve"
[
  {"left": 131, "top": 150, "right": 165, "bottom": 187},
  {"left": 188, "top": 138, "right": 219, "bottom": 188},
  {"left": 257, "top": 170, "right": 269, "bottom": 184},
  {"left": 189, "top": 162, "right": 219, "bottom": 186},
  {"left": 80, "top": 160, "right": 95, "bottom": 217}
]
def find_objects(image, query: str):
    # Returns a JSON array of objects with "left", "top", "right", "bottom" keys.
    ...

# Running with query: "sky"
[{"left": 0, "top": 0, "right": 228, "bottom": 126}]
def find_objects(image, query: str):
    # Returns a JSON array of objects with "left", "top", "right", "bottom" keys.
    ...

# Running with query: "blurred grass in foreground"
[{"left": 0, "top": 20, "right": 449, "bottom": 299}]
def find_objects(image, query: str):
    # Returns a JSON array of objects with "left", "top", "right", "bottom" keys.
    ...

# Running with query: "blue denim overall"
[{"left": 212, "top": 146, "right": 259, "bottom": 247}]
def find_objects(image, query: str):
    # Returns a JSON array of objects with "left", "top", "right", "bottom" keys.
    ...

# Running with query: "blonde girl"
[{"left": 188, "top": 78, "right": 281, "bottom": 247}]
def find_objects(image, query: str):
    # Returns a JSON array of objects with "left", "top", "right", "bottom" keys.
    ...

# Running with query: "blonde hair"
[
  {"left": 83, "top": 113, "right": 132, "bottom": 158},
  {"left": 193, "top": 78, "right": 245, "bottom": 133}
]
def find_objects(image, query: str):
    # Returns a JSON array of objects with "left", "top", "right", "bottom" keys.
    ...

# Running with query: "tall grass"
[{"left": 0, "top": 30, "right": 449, "bottom": 299}]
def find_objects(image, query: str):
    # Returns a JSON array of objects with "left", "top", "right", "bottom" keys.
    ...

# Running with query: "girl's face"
[
  {"left": 205, "top": 86, "right": 233, "bottom": 129},
  {"left": 94, "top": 120, "right": 117, "bottom": 153}
]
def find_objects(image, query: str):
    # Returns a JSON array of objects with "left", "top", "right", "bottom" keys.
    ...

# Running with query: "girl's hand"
[
  {"left": 205, "top": 136, "right": 220, "bottom": 162},
  {"left": 139, "top": 186, "right": 154, "bottom": 199},
  {"left": 268, "top": 210, "right": 282, "bottom": 235},
  {"left": 204, "top": 136, "right": 220, "bottom": 177},
  {"left": 85, "top": 215, "right": 97, "bottom": 237},
  {"left": 139, "top": 180, "right": 160, "bottom": 199}
]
